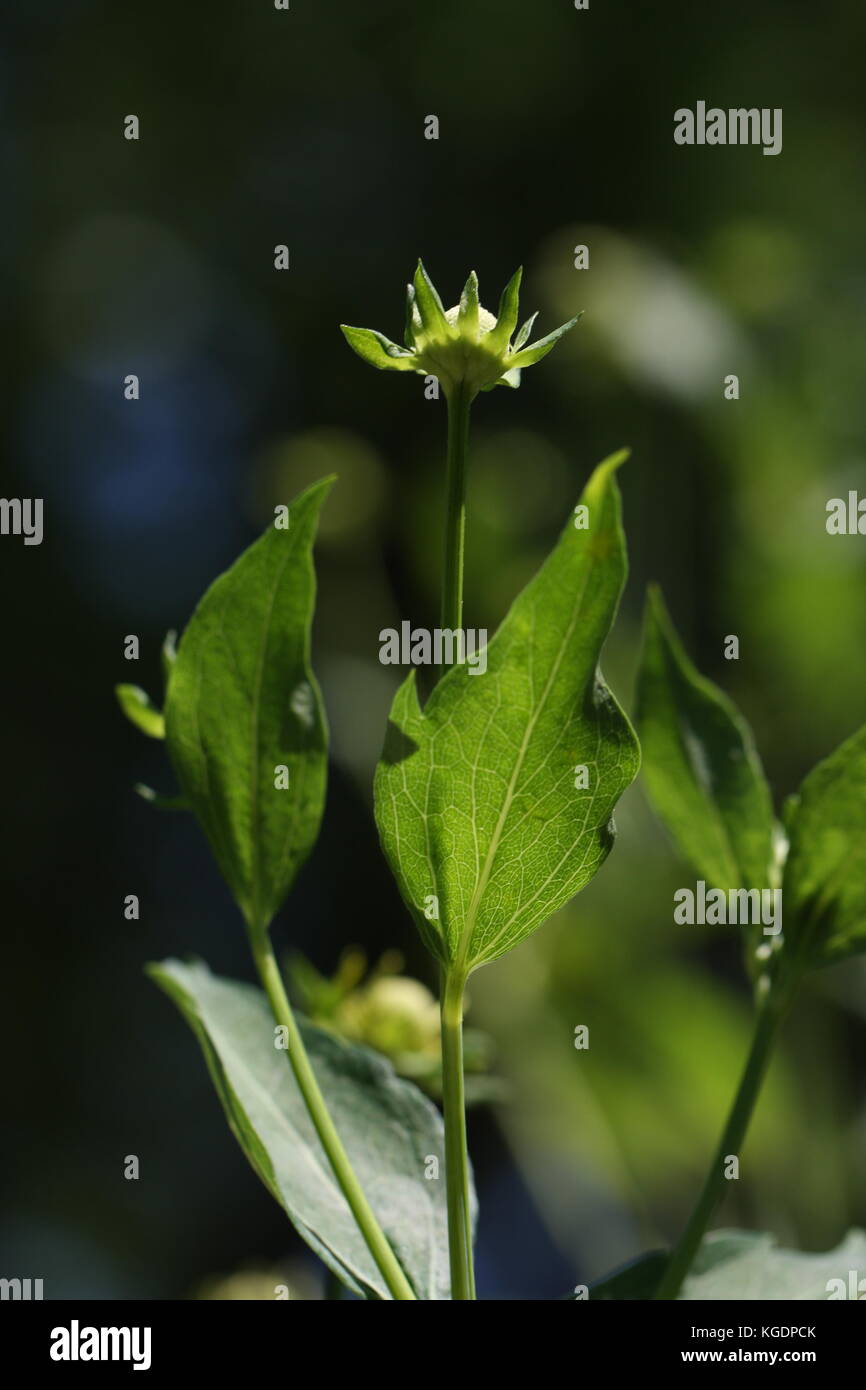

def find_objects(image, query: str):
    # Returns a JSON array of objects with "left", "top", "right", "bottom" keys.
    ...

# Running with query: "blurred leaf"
[
  {"left": 583, "top": 1228, "right": 866, "bottom": 1299},
  {"left": 636, "top": 587, "right": 776, "bottom": 891},
  {"left": 784, "top": 724, "right": 866, "bottom": 966},
  {"left": 165, "top": 479, "right": 331, "bottom": 929},
  {"left": 375, "top": 452, "right": 639, "bottom": 973},
  {"left": 680, "top": 1228, "right": 866, "bottom": 1300},
  {"left": 149, "top": 957, "right": 462, "bottom": 1301},
  {"left": 115, "top": 684, "right": 165, "bottom": 739}
]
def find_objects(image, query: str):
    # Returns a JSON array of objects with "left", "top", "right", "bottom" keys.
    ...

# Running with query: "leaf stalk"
[
  {"left": 440, "top": 968, "right": 476, "bottom": 1299},
  {"left": 249, "top": 923, "right": 417, "bottom": 1301},
  {"left": 653, "top": 980, "right": 795, "bottom": 1299}
]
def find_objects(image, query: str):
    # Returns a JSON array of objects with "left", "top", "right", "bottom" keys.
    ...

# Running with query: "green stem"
[
  {"left": 249, "top": 925, "right": 416, "bottom": 1302},
  {"left": 441, "top": 969, "right": 476, "bottom": 1300},
  {"left": 441, "top": 383, "right": 473, "bottom": 650},
  {"left": 654, "top": 988, "right": 791, "bottom": 1300}
]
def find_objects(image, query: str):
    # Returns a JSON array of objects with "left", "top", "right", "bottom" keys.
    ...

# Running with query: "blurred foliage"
[
  {"left": 287, "top": 949, "right": 501, "bottom": 1105},
  {"left": 195, "top": 1262, "right": 318, "bottom": 1302},
  {"left": 3, "top": 0, "right": 865, "bottom": 1299}
]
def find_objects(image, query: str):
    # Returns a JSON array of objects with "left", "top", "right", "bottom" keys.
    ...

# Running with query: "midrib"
[{"left": 454, "top": 560, "right": 595, "bottom": 972}]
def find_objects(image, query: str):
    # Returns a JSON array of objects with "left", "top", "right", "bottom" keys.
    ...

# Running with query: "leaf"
[
  {"left": 481, "top": 366, "right": 521, "bottom": 392},
  {"left": 783, "top": 724, "right": 866, "bottom": 966},
  {"left": 164, "top": 479, "right": 332, "bottom": 929},
  {"left": 486, "top": 266, "right": 522, "bottom": 353},
  {"left": 115, "top": 684, "right": 165, "bottom": 739},
  {"left": 512, "top": 311, "right": 538, "bottom": 352},
  {"left": 508, "top": 313, "right": 582, "bottom": 369},
  {"left": 582, "top": 1229, "right": 866, "bottom": 1300},
  {"left": 374, "top": 451, "right": 640, "bottom": 974},
  {"left": 339, "top": 325, "right": 417, "bottom": 372},
  {"left": 680, "top": 1228, "right": 866, "bottom": 1300},
  {"left": 412, "top": 260, "right": 449, "bottom": 337},
  {"left": 403, "top": 283, "right": 418, "bottom": 348},
  {"left": 457, "top": 270, "right": 480, "bottom": 338},
  {"left": 149, "top": 957, "right": 462, "bottom": 1301},
  {"left": 636, "top": 587, "right": 776, "bottom": 892}
]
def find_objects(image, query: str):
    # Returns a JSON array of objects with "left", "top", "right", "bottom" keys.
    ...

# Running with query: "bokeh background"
[{"left": 3, "top": 0, "right": 866, "bottom": 1299}]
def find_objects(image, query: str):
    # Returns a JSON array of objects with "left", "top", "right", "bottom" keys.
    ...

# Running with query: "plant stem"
[
  {"left": 441, "top": 382, "right": 473, "bottom": 648},
  {"left": 653, "top": 991, "right": 789, "bottom": 1300},
  {"left": 437, "top": 383, "right": 477, "bottom": 1297},
  {"left": 249, "top": 925, "right": 416, "bottom": 1302},
  {"left": 440, "top": 969, "right": 476, "bottom": 1299}
]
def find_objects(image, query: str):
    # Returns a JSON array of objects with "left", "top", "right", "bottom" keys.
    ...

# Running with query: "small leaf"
[
  {"left": 636, "top": 587, "right": 776, "bottom": 892},
  {"left": 165, "top": 479, "right": 332, "bottom": 929},
  {"left": 412, "top": 260, "right": 449, "bottom": 337},
  {"left": 375, "top": 451, "right": 639, "bottom": 974},
  {"left": 512, "top": 311, "right": 538, "bottom": 352},
  {"left": 783, "top": 724, "right": 866, "bottom": 966},
  {"left": 508, "top": 313, "right": 582, "bottom": 369},
  {"left": 458, "top": 270, "right": 480, "bottom": 338},
  {"left": 340, "top": 325, "right": 417, "bottom": 372},
  {"left": 485, "top": 266, "right": 522, "bottom": 352},
  {"left": 481, "top": 367, "right": 521, "bottom": 392},
  {"left": 115, "top": 684, "right": 165, "bottom": 740},
  {"left": 403, "top": 283, "right": 418, "bottom": 348},
  {"left": 149, "top": 957, "right": 463, "bottom": 1301},
  {"left": 680, "top": 1228, "right": 866, "bottom": 1300}
]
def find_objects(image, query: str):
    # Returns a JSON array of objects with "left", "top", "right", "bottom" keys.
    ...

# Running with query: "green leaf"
[
  {"left": 508, "top": 313, "right": 582, "bottom": 369},
  {"left": 636, "top": 587, "right": 776, "bottom": 892},
  {"left": 149, "top": 957, "right": 462, "bottom": 1301},
  {"left": 783, "top": 724, "right": 866, "bottom": 966},
  {"left": 512, "top": 311, "right": 538, "bottom": 352},
  {"left": 486, "top": 266, "right": 522, "bottom": 353},
  {"left": 583, "top": 1229, "right": 866, "bottom": 1299},
  {"left": 680, "top": 1228, "right": 866, "bottom": 1300},
  {"left": 412, "top": 260, "right": 449, "bottom": 337},
  {"left": 340, "top": 325, "right": 417, "bottom": 372},
  {"left": 403, "top": 283, "right": 418, "bottom": 348},
  {"left": 115, "top": 684, "right": 165, "bottom": 739},
  {"left": 375, "top": 451, "right": 640, "bottom": 974},
  {"left": 480, "top": 366, "right": 521, "bottom": 392},
  {"left": 457, "top": 270, "right": 480, "bottom": 338},
  {"left": 164, "top": 479, "right": 332, "bottom": 929}
]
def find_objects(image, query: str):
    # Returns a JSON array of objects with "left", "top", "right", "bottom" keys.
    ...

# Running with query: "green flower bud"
[{"left": 341, "top": 260, "right": 581, "bottom": 399}]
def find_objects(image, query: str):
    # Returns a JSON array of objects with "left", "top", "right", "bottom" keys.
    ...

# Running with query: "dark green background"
[{"left": 3, "top": 0, "right": 865, "bottom": 1298}]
